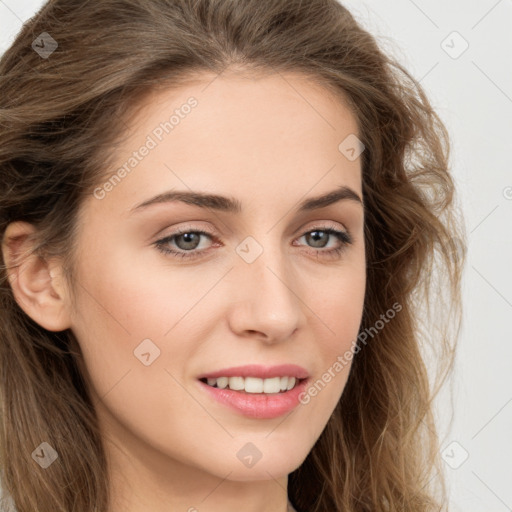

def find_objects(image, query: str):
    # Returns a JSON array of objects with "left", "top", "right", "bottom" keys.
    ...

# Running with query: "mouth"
[
  {"left": 198, "top": 376, "right": 307, "bottom": 394},
  {"left": 197, "top": 373, "right": 311, "bottom": 419}
]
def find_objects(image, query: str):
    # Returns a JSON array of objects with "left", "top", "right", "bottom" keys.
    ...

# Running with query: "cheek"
[
  {"left": 73, "top": 244, "right": 190, "bottom": 337},
  {"left": 297, "top": 263, "right": 366, "bottom": 420},
  {"left": 69, "top": 242, "right": 236, "bottom": 412},
  {"left": 313, "top": 260, "right": 366, "bottom": 349},
  {"left": 67, "top": 246, "right": 176, "bottom": 399},
  {"left": 322, "top": 283, "right": 365, "bottom": 351},
  {"left": 68, "top": 254, "right": 201, "bottom": 455}
]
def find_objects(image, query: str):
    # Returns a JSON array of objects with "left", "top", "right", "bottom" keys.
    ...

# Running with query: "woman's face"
[{"left": 66, "top": 70, "right": 365, "bottom": 501}]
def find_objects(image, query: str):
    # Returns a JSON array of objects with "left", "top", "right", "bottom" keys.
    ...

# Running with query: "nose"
[{"left": 225, "top": 244, "right": 304, "bottom": 343}]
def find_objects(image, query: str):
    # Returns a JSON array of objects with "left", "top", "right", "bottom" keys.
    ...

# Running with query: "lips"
[
  {"left": 196, "top": 363, "right": 310, "bottom": 380},
  {"left": 197, "top": 375, "right": 311, "bottom": 419}
]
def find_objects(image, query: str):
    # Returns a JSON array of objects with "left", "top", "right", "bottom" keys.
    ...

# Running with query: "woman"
[{"left": 0, "top": 1, "right": 465, "bottom": 511}]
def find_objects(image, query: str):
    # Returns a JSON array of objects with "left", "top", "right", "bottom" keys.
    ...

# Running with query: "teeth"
[
  {"left": 228, "top": 376, "right": 244, "bottom": 391},
  {"left": 205, "top": 376, "right": 298, "bottom": 393}
]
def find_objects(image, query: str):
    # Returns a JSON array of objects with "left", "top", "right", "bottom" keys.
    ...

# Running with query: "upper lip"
[{"left": 197, "top": 364, "right": 310, "bottom": 380}]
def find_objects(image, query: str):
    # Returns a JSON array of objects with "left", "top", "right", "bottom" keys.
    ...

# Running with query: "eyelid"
[
  {"left": 154, "top": 220, "right": 349, "bottom": 244},
  {"left": 153, "top": 221, "right": 353, "bottom": 259},
  {"left": 300, "top": 220, "right": 348, "bottom": 235}
]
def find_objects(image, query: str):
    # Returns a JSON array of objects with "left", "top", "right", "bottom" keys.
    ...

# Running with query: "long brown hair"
[{"left": 0, "top": 1, "right": 465, "bottom": 510}]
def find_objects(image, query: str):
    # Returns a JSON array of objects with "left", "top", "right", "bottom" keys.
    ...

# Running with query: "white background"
[{"left": 1, "top": 1, "right": 511, "bottom": 510}]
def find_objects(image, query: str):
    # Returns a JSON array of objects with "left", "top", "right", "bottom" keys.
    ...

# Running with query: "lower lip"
[{"left": 197, "top": 378, "right": 310, "bottom": 419}]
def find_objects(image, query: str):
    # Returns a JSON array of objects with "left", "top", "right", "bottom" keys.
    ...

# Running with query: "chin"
[{"left": 215, "top": 446, "right": 307, "bottom": 482}]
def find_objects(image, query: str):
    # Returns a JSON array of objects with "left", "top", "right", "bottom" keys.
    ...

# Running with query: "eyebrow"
[{"left": 129, "top": 185, "right": 363, "bottom": 215}]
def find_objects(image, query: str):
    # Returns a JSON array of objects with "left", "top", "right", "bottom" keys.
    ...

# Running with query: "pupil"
[
  {"left": 308, "top": 231, "right": 327, "bottom": 247},
  {"left": 178, "top": 233, "right": 199, "bottom": 250}
]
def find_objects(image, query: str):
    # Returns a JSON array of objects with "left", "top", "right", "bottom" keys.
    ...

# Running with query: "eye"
[
  {"left": 154, "top": 228, "right": 214, "bottom": 259},
  {"left": 153, "top": 224, "right": 352, "bottom": 260},
  {"left": 295, "top": 227, "right": 352, "bottom": 258}
]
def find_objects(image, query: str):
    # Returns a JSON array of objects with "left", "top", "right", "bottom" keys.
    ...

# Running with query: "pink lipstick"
[{"left": 197, "top": 364, "right": 310, "bottom": 419}]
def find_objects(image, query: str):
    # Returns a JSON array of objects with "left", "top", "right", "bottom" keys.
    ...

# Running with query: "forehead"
[{"left": 92, "top": 69, "right": 363, "bottom": 215}]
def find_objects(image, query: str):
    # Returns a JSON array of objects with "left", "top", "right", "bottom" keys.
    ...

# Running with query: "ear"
[{"left": 1, "top": 221, "right": 72, "bottom": 332}]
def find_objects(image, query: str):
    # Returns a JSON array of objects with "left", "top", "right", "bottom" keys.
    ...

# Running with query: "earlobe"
[{"left": 1, "top": 221, "right": 72, "bottom": 332}]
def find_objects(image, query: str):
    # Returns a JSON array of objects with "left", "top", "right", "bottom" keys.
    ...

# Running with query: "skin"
[{"left": 3, "top": 69, "right": 366, "bottom": 512}]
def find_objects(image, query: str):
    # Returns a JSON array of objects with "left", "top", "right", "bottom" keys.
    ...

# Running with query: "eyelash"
[{"left": 154, "top": 224, "right": 353, "bottom": 261}]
